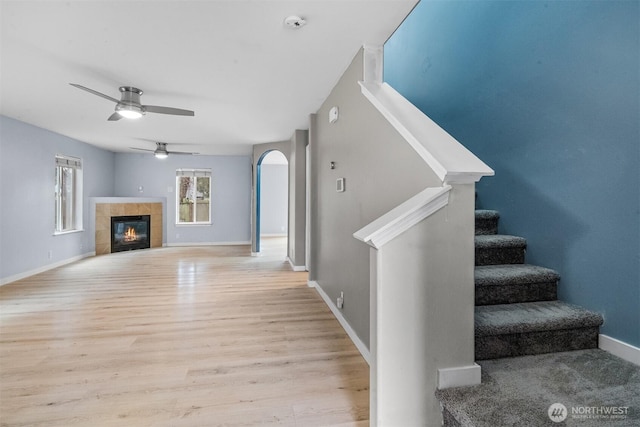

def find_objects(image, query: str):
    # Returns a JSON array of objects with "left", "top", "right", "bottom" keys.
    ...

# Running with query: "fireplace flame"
[{"left": 123, "top": 227, "right": 138, "bottom": 242}]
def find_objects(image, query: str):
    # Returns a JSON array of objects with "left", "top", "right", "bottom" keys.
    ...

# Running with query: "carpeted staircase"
[
  {"left": 472, "top": 209, "right": 604, "bottom": 360},
  {"left": 433, "top": 208, "right": 640, "bottom": 426}
]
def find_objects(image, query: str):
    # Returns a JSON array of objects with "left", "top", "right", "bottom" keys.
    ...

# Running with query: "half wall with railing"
[{"left": 353, "top": 45, "right": 493, "bottom": 425}]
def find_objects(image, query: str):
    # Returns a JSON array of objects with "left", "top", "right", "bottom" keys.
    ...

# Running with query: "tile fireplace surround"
[{"left": 94, "top": 200, "right": 163, "bottom": 255}]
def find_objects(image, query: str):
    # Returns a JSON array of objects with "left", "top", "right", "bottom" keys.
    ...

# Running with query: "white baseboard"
[
  {"left": 438, "top": 363, "right": 482, "bottom": 389},
  {"left": 287, "top": 257, "right": 306, "bottom": 272},
  {"left": 166, "top": 241, "right": 251, "bottom": 247},
  {"left": 260, "top": 233, "right": 287, "bottom": 237},
  {"left": 600, "top": 334, "right": 640, "bottom": 366},
  {"left": 0, "top": 251, "right": 95, "bottom": 286},
  {"left": 308, "top": 280, "right": 370, "bottom": 364}
]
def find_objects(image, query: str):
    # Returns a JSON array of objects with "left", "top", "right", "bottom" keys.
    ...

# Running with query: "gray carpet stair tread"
[
  {"left": 475, "top": 209, "right": 500, "bottom": 220},
  {"left": 474, "top": 210, "right": 500, "bottom": 235},
  {"left": 475, "top": 301, "right": 603, "bottom": 336},
  {"left": 436, "top": 349, "right": 640, "bottom": 427},
  {"left": 475, "top": 264, "right": 560, "bottom": 286},
  {"left": 474, "top": 235, "right": 526, "bottom": 249}
]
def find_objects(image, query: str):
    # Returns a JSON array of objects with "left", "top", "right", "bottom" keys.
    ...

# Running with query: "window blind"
[
  {"left": 55, "top": 155, "right": 82, "bottom": 169},
  {"left": 176, "top": 168, "right": 211, "bottom": 177}
]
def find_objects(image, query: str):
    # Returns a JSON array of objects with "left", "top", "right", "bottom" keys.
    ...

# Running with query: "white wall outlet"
[
  {"left": 47, "top": 250, "right": 52, "bottom": 259},
  {"left": 336, "top": 178, "right": 345, "bottom": 192},
  {"left": 167, "top": 186, "right": 173, "bottom": 193},
  {"left": 337, "top": 291, "right": 344, "bottom": 309}
]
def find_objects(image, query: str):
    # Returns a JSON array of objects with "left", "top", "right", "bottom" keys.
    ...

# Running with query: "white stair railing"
[{"left": 353, "top": 45, "right": 493, "bottom": 426}]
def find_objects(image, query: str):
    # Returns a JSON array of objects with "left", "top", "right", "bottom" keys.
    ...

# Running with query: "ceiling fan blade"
[
  {"left": 70, "top": 83, "right": 120, "bottom": 103},
  {"left": 107, "top": 112, "right": 122, "bottom": 121},
  {"left": 169, "top": 151, "right": 200, "bottom": 155},
  {"left": 129, "top": 147, "right": 155, "bottom": 152},
  {"left": 143, "top": 105, "right": 195, "bottom": 116}
]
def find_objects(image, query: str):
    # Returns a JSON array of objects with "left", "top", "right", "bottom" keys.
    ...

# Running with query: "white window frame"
[
  {"left": 54, "top": 154, "right": 83, "bottom": 234},
  {"left": 175, "top": 169, "right": 212, "bottom": 225}
]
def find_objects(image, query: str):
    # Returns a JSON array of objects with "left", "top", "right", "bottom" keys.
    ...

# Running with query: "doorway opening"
[{"left": 256, "top": 150, "right": 288, "bottom": 257}]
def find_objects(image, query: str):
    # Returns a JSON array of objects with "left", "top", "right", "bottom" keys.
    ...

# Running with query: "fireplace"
[{"left": 111, "top": 215, "right": 151, "bottom": 253}]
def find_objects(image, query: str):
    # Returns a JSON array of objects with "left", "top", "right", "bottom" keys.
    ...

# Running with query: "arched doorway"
[{"left": 256, "top": 150, "right": 288, "bottom": 256}]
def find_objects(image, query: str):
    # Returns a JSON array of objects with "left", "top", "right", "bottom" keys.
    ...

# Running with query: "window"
[
  {"left": 176, "top": 169, "right": 211, "bottom": 224},
  {"left": 54, "top": 155, "right": 83, "bottom": 233}
]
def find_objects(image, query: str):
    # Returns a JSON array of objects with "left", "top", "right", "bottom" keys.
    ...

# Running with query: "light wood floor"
[{"left": 0, "top": 239, "right": 369, "bottom": 426}]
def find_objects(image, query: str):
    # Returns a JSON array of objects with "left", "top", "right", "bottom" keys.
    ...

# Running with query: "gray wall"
[
  {"left": 288, "top": 130, "right": 307, "bottom": 267},
  {"left": 114, "top": 153, "right": 251, "bottom": 245},
  {"left": 260, "top": 164, "right": 288, "bottom": 235},
  {"left": 309, "top": 50, "right": 440, "bottom": 347},
  {"left": 0, "top": 116, "right": 115, "bottom": 282}
]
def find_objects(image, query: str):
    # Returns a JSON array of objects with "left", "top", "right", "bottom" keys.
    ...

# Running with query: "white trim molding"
[
  {"left": 362, "top": 44, "right": 383, "bottom": 84},
  {"left": 1, "top": 252, "right": 95, "bottom": 286},
  {"left": 354, "top": 186, "right": 451, "bottom": 249},
  {"left": 287, "top": 257, "right": 306, "bottom": 272},
  {"left": 600, "top": 334, "right": 640, "bottom": 366},
  {"left": 358, "top": 81, "right": 494, "bottom": 185},
  {"left": 308, "top": 280, "right": 371, "bottom": 364},
  {"left": 438, "top": 364, "right": 482, "bottom": 389},
  {"left": 167, "top": 241, "right": 250, "bottom": 247}
]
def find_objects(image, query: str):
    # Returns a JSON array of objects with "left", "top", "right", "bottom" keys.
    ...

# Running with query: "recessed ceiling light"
[{"left": 284, "top": 15, "right": 306, "bottom": 29}]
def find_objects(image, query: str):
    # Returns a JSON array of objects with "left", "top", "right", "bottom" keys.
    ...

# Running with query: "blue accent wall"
[{"left": 384, "top": 1, "right": 639, "bottom": 346}]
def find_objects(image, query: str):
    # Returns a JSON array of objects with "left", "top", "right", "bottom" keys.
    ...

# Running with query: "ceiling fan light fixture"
[
  {"left": 116, "top": 104, "right": 143, "bottom": 119},
  {"left": 154, "top": 142, "right": 169, "bottom": 159},
  {"left": 70, "top": 84, "right": 194, "bottom": 120}
]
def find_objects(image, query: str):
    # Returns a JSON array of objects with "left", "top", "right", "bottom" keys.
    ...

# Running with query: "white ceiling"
[{"left": 0, "top": 0, "right": 417, "bottom": 156}]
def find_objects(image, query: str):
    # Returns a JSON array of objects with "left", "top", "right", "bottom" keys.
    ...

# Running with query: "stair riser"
[
  {"left": 442, "top": 408, "right": 462, "bottom": 427},
  {"left": 475, "top": 327, "right": 600, "bottom": 360},
  {"left": 475, "top": 247, "right": 525, "bottom": 266},
  {"left": 475, "top": 217, "right": 498, "bottom": 235},
  {"left": 476, "top": 283, "right": 557, "bottom": 305}
]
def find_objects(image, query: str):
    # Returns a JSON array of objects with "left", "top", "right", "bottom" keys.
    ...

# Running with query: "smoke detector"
[{"left": 284, "top": 15, "right": 307, "bottom": 29}]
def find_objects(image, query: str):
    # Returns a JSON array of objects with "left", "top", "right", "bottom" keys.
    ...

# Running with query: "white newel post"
[
  {"left": 355, "top": 44, "right": 492, "bottom": 426},
  {"left": 356, "top": 184, "right": 481, "bottom": 426}
]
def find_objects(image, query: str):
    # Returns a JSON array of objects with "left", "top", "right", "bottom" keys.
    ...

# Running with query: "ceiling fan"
[
  {"left": 129, "top": 142, "right": 199, "bottom": 159},
  {"left": 69, "top": 83, "right": 195, "bottom": 121}
]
